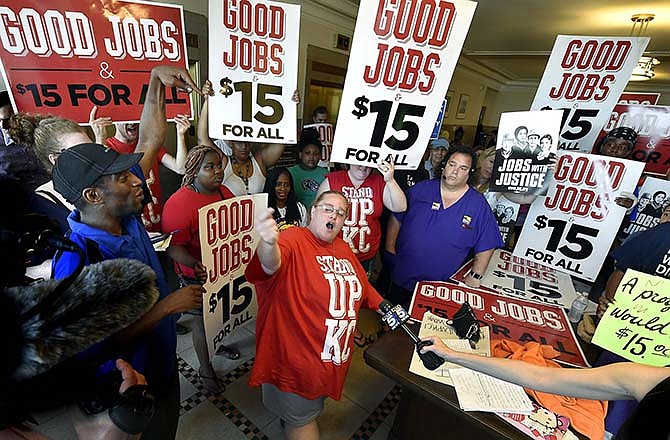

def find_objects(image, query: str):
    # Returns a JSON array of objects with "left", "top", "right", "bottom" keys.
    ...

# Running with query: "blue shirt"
[
  {"left": 612, "top": 221, "right": 670, "bottom": 278},
  {"left": 392, "top": 181, "right": 503, "bottom": 291},
  {"left": 52, "top": 210, "right": 176, "bottom": 387}
]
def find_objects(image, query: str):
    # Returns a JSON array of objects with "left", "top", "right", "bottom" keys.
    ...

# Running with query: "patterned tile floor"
[{"left": 33, "top": 315, "right": 401, "bottom": 440}]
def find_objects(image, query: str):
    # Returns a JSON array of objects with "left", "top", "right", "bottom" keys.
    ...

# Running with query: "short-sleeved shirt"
[
  {"left": 162, "top": 185, "right": 236, "bottom": 278},
  {"left": 52, "top": 211, "right": 176, "bottom": 388},
  {"left": 327, "top": 170, "right": 386, "bottom": 262},
  {"left": 612, "top": 221, "right": 670, "bottom": 278},
  {"left": 288, "top": 165, "right": 328, "bottom": 209},
  {"left": 392, "top": 181, "right": 503, "bottom": 291},
  {"left": 105, "top": 137, "right": 167, "bottom": 232},
  {"left": 245, "top": 227, "right": 383, "bottom": 400}
]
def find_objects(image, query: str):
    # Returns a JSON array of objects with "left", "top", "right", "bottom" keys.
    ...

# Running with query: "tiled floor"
[{"left": 32, "top": 314, "right": 401, "bottom": 440}]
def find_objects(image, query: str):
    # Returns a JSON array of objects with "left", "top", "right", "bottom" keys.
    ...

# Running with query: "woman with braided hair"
[{"left": 162, "top": 145, "right": 240, "bottom": 393}]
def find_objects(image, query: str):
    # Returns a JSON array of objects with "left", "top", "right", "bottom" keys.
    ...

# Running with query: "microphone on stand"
[{"left": 379, "top": 300, "right": 445, "bottom": 371}]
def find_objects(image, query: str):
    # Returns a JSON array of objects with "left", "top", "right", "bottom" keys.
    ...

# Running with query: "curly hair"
[
  {"left": 8, "top": 113, "right": 83, "bottom": 171},
  {"left": 181, "top": 144, "right": 223, "bottom": 187}
]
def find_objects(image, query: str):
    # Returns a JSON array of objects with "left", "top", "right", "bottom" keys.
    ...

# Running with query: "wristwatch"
[{"left": 468, "top": 270, "right": 483, "bottom": 280}]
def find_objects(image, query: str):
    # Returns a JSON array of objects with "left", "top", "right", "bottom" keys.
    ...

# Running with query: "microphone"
[
  {"left": 4, "top": 258, "right": 159, "bottom": 380},
  {"left": 37, "top": 229, "right": 81, "bottom": 253},
  {"left": 379, "top": 300, "right": 445, "bottom": 371}
]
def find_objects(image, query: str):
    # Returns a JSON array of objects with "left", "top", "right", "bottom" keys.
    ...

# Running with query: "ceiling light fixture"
[{"left": 629, "top": 14, "right": 659, "bottom": 81}]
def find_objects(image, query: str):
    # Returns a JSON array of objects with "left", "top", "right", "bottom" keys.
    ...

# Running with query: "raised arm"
[
  {"left": 160, "top": 114, "right": 190, "bottom": 174},
  {"left": 88, "top": 105, "right": 112, "bottom": 145},
  {"left": 379, "top": 160, "right": 407, "bottom": 212},
  {"left": 136, "top": 66, "right": 201, "bottom": 177},
  {"left": 420, "top": 336, "right": 670, "bottom": 402},
  {"left": 255, "top": 208, "right": 281, "bottom": 275},
  {"left": 196, "top": 79, "right": 217, "bottom": 148}
]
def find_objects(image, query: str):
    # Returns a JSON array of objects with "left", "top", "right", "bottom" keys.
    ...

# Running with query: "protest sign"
[
  {"left": 621, "top": 177, "right": 670, "bottom": 238},
  {"left": 485, "top": 194, "right": 520, "bottom": 248},
  {"left": 513, "top": 152, "right": 644, "bottom": 281},
  {"left": 593, "top": 270, "right": 670, "bottom": 367},
  {"left": 490, "top": 110, "right": 562, "bottom": 193},
  {"left": 597, "top": 104, "right": 670, "bottom": 176},
  {"left": 303, "top": 122, "right": 334, "bottom": 168},
  {"left": 618, "top": 92, "right": 660, "bottom": 105},
  {"left": 208, "top": 0, "right": 300, "bottom": 143},
  {"left": 409, "top": 281, "right": 590, "bottom": 367},
  {"left": 331, "top": 0, "right": 476, "bottom": 169},
  {"left": 200, "top": 194, "right": 267, "bottom": 357},
  {"left": 431, "top": 99, "right": 448, "bottom": 140},
  {"left": 0, "top": 0, "right": 190, "bottom": 123},
  {"left": 531, "top": 36, "right": 649, "bottom": 152}
]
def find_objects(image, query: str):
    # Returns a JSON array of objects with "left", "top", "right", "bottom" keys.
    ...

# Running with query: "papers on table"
[{"left": 449, "top": 369, "right": 534, "bottom": 414}]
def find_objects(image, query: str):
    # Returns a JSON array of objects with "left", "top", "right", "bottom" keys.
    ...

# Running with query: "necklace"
[{"left": 231, "top": 157, "right": 252, "bottom": 191}]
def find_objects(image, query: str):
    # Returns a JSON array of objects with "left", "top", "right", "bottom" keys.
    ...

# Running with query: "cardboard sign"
[
  {"left": 593, "top": 270, "right": 670, "bottom": 367},
  {"left": 208, "top": 0, "right": 300, "bottom": 143},
  {"left": 485, "top": 194, "right": 520, "bottom": 248},
  {"left": 490, "top": 110, "right": 562, "bottom": 193},
  {"left": 409, "top": 281, "right": 590, "bottom": 367},
  {"left": 0, "top": 0, "right": 191, "bottom": 123},
  {"left": 303, "top": 122, "right": 334, "bottom": 167},
  {"left": 597, "top": 104, "right": 670, "bottom": 176},
  {"left": 531, "top": 36, "right": 649, "bottom": 152},
  {"left": 621, "top": 177, "right": 670, "bottom": 238},
  {"left": 199, "top": 194, "right": 267, "bottom": 357},
  {"left": 331, "top": 0, "right": 476, "bottom": 169},
  {"left": 513, "top": 152, "right": 645, "bottom": 281}
]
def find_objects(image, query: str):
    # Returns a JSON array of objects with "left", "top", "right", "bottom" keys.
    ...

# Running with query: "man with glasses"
[
  {"left": 245, "top": 190, "right": 384, "bottom": 440},
  {"left": 386, "top": 145, "right": 503, "bottom": 307}
]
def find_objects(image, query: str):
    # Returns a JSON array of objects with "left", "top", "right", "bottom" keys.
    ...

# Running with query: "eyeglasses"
[{"left": 314, "top": 204, "right": 347, "bottom": 218}]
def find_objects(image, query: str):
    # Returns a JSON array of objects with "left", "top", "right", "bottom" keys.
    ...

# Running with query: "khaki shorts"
[{"left": 261, "top": 383, "right": 325, "bottom": 427}]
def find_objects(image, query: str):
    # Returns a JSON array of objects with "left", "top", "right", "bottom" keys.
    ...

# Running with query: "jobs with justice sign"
[
  {"left": 0, "top": 0, "right": 191, "bottom": 123},
  {"left": 408, "top": 281, "right": 590, "bottom": 367},
  {"left": 200, "top": 194, "right": 266, "bottom": 358},
  {"left": 513, "top": 152, "right": 645, "bottom": 281},
  {"left": 331, "top": 0, "right": 476, "bottom": 169},
  {"left": 208, "top": 0, "right": 299, "bottom": 143},
  {"left": 531, "top": 35, "right": 649, "bottom": 152}
]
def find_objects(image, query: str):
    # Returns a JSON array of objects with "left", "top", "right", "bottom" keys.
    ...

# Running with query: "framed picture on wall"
[
  {"left": 456, "top": 93, "right": 470, "bottom": 119},
  {"left": 445, "top": 90, "right": 455, "bottom": 118}
]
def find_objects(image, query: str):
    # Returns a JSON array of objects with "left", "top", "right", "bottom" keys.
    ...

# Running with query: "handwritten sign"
[
  {"left": 199, "top": 194, "right": 267, "bottom": 357},
  {"left": 593, "top": 270, "right": 670, "bottom": 366}
]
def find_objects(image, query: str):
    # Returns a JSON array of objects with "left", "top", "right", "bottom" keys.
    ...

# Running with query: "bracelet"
[{"left": 468, "top": 270, "right": 483, "bottom": 280}]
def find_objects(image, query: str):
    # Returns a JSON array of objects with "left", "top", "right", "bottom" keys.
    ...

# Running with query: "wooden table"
[{"left": 364, "top": 326, "right": 598, "bottom": 439}]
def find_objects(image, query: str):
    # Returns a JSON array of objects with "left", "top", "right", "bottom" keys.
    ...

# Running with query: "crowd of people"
[{"left": 1, "top": 58, "right": 670, "bottom": 440}]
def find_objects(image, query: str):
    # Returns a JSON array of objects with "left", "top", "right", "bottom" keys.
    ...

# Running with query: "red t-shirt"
[
  {"left": 105, "top": 137, "right": 167, "bottom": 232},
  {"left": 327, "top": 170, "right": 386, "bottom": 262},
  {"left": 161, "top": 185, "right": 235, "bottom": 278},
  {"left": 245, "top": 227, "right": 383, "bottom": 400}
]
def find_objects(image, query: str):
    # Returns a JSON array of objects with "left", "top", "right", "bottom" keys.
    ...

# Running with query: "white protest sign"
[
  {"left": 482, "top": 250, "right": 579, "bottom": 310},
  {"left": 513, "top": 152, "right": 644, "bottom": 281},
  {"left": 331, "top": 0, "right": 476, "bottom": 169},
  {"left": 489, "top": 110, "right": 562, "bottom": 194},
  {"left": 208, "top": 0, "right": 300, "bottom": 143},
  {"left": 200, "top": 194, "right": 267, "bottom": 357},
  {"left": 531, "top": 36, "right": 649, "bottom": 152}
]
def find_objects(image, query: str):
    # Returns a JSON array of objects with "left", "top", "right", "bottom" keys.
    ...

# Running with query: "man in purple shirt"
[{"left": 386, "top": 145, "right": 503, "bottom": 306}]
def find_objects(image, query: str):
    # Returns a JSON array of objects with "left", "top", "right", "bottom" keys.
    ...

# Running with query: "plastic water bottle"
[{"left": 568, "top": 292, "right": 589, "bottom": 323}]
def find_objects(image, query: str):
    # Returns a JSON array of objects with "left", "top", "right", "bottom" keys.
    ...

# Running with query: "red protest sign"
[
  {"left": 409, "top": 281, "right": 590, "bottom": 367},
  {"left": 0, "top": 0, "right": 191, "bottom": 123},
  {"left": 597, "top": 104, "right": 670, "bottom": 176}
]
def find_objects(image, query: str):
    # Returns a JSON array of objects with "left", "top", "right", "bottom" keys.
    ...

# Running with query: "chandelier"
[{"left": 629, "top": 14, "right": 660, "bottom": 82}]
